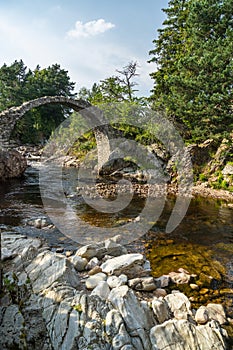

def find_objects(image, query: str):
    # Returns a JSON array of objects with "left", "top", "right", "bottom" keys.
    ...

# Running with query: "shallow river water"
[{"left": 1, "top": 161, "right": 233, "bottom": 332}]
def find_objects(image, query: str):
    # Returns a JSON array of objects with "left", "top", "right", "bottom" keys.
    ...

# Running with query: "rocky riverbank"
[
  {"left": 6, "top": 140, "right": 232, "bottom": 204},
  {"left": 1, "top": 233, "right": 231, "bottom": 349}
]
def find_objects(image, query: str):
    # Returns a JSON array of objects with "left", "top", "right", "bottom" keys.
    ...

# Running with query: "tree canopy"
[
  {"left": 149, "top": 0, "right": 233, "bottom": 141},
  {"left": 0, "top": 60, "right": 76, "bottom": 143},
  {"left": 78, "top": 61, "right": 146, "bottom": 105}
]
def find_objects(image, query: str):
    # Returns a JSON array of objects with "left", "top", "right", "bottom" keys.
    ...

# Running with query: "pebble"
[
  {"left": 88, "top": 266, "right": 102, "bottom": 276},
  {"left": 56, "top": 247, "right": 64, "bottom": 253},
  {"left": 86, "top": 257, "right": 99, "bottom": 270},
  {"left": 65, "top": 250, "right": 74, "bottom": 257},
  {"left": 190, "top": 283, "right": 199, "bottom": 290},
  {"left": 85, "top": 272, "right": 107, "bottom": 290},
  {"left": 199, "top": 288, "right": 209, "bottom": 295},
  {"left": 169, "top": 271, "right": 190, "bottom": 284},
  {"left": 107, "top": 274, "right": 128, "bottom": 289},
  {"left": 195, "top": 306, "right": 209, "bottom": 325},
  {"left": 154, "top": 288, "right": 167, "bottom": 298},
  {"left": 155, "top": 275, "right": 170, "bottom": 288},
  {"left": 69, "top": 255, "right": 88, "bottom": 272},
  {"left": 219, "top": 288, "right": 233, "bottom": 295}
]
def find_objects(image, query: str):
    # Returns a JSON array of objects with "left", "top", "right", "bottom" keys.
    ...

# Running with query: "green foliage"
[
  {"left": 73, "top": 304, "right": 82, "bottom": 313},
  {"left": 199, "top": 173, "right": 208, "bottom": 182},
  {"left": 149, "top": 0, "right": 233, "bottom": 140},
  {"left": 71, "top": 62, "right": 151, "bottom": 156},
  {"left": 211, "top": 171, "right": 233, "bottom": 191},
  {"left": 78, "top": 61, "right": 147, "bottom": 106},
  {"left": 0, "top": 60, "right": 76, "bottom": 144}
]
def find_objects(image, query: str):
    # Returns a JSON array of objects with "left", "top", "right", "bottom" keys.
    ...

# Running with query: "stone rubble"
[{"left": 0, "top": 232, "right": 230, "bottom": 350}]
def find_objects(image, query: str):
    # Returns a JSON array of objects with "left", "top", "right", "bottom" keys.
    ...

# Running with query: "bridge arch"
[{"left": 0, "top": 96, "right": 110, "bottom": 167}]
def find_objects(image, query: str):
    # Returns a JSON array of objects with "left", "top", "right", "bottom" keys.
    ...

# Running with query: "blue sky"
[{"left": 0, "top": 0, "right": 168, "bottom": 96}]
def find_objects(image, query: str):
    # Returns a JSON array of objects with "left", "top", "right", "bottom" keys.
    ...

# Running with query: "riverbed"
[{"left": 1, "top": 161, "right": 233, "bottom": 334}]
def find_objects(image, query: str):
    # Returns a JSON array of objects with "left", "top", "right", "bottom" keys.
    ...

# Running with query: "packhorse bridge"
[{"left": 0, "top": 96, "right": 110, "bottom": 168}]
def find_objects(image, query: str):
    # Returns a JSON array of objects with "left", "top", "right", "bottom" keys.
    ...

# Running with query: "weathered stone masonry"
[{"left": 0, "top": 96, "right": 110, "bottom": 167}]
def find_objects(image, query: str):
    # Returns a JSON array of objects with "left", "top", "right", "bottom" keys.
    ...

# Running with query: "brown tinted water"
[{"left": 1, "top": 163, "right": 233, "bottom": 338}]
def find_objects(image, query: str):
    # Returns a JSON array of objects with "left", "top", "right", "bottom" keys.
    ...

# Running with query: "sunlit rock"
[
  {"left": 85, "top": 272, "right": 107, "bottom": 290},
  {"left": 101, "top": 253, "right": 145, "bottom": 278}
]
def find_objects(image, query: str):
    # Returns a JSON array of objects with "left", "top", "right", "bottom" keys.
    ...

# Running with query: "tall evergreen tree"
[{"left": 149, "top": 0, "right": 233, "bottom": 140}]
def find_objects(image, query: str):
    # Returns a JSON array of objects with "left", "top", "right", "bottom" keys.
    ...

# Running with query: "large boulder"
[
  {"left": 101, "top": 253, "right": 146, "bottom": 278},
  {"left": 150, "top": 319, "right": 228, "bottom": 350},
  {"left": 108, "top": 285, "right": 154, "bottom": 350},
  {"left": 0, "top": 149, "right": 27, "bottom": 179}
]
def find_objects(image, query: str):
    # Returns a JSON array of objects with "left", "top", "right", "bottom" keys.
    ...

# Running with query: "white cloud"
[
  {"left": 0, "top": 10, "right": 152, "bottom": 97},
  {"left": 67, "top": 19, "right": 115, "bottom": 38}
]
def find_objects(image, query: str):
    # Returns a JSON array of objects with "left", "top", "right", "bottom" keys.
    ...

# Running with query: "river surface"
[{"left": 1, "top": 162, "right": 233, "bottom": 317}]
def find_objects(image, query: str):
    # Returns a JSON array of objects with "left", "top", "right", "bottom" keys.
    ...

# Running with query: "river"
[{"left": 1, "top": 161, "right": 233, "bottom": 334}]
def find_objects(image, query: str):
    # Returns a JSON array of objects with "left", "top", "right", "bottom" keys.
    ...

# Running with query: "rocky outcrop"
[
  {"left": 1, "top": 233, "right": 230, "bottom": 350},
  {"left": 0, "top": 149, "right": 27, "bottom": 179}
]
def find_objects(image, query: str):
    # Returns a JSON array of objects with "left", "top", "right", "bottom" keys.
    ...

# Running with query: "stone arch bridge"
[{"left": 0, "top": 96, "right": 110, "bottom": 167}]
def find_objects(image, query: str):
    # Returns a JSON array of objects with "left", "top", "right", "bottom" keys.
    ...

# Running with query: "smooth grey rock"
[
  {"left": 128, "top": 277, "right": 156, "bottom": 291},
  {"left": 85, "top": 272, "right": 107, "bottom": 290},
  {"left": 154, "top": 275, "right": 170, "bottom": 288},
  {"left": 88, "top": 265, "right": 102, "bottom": 275},
  {"left": 76, "top": 244, "right": 101, "bottom": 260},
  {"left": 2, "top": 232, "right": 42, "bottom": 262},
  {"left": 107, "top": 274, "right": 128, "bottom": 289},
  {"left": 152, "top": 298, "right": 170, "bottom": 324},
  {"left": 195, "top": 306, "right": 209, "bottom": 325},
  {"left": 69, "top": 255, "right": 88, "bottom": 272},
  {"left": 206, "top": 303, "right": 227, "bottom": 325},
  {"left": 75, "top": 236, "right": 127, "bottom": 260},
  {"left": 108, "top": 285, "right": 154, "bottom": 350},
  {"left": 91, "top": 281, "right": 110, "bottom": 299},
  {"left": 0, "top": 305, "right": 25, "bottom": 349},
  {"left": 150, "top": 319, "right": 228, "bottom": 350},
  {"left": 85, "top": 257, "right": 99, "bottom": 270},
  {"left": 143, "top": 259, "right": 151, "bottom": 271},
  {"left": 104, "top": 238, "right": 128, "bottom": 256},
  {"left": 154, "top": 288, "right": 167, "bottom": 298},
  {"left": 165, "top": 291, "right": 192, "bottom": 316},
  {"left": 101, "top": 253, "right": 145, "bottom": 277},
  {"left": 25, "top": 251, "right": 80, "bottom": 293}
]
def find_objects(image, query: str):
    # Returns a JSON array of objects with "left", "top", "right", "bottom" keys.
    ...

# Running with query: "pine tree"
[{"left": 149, "top": 0, "right": 233, "bottom": 141}]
